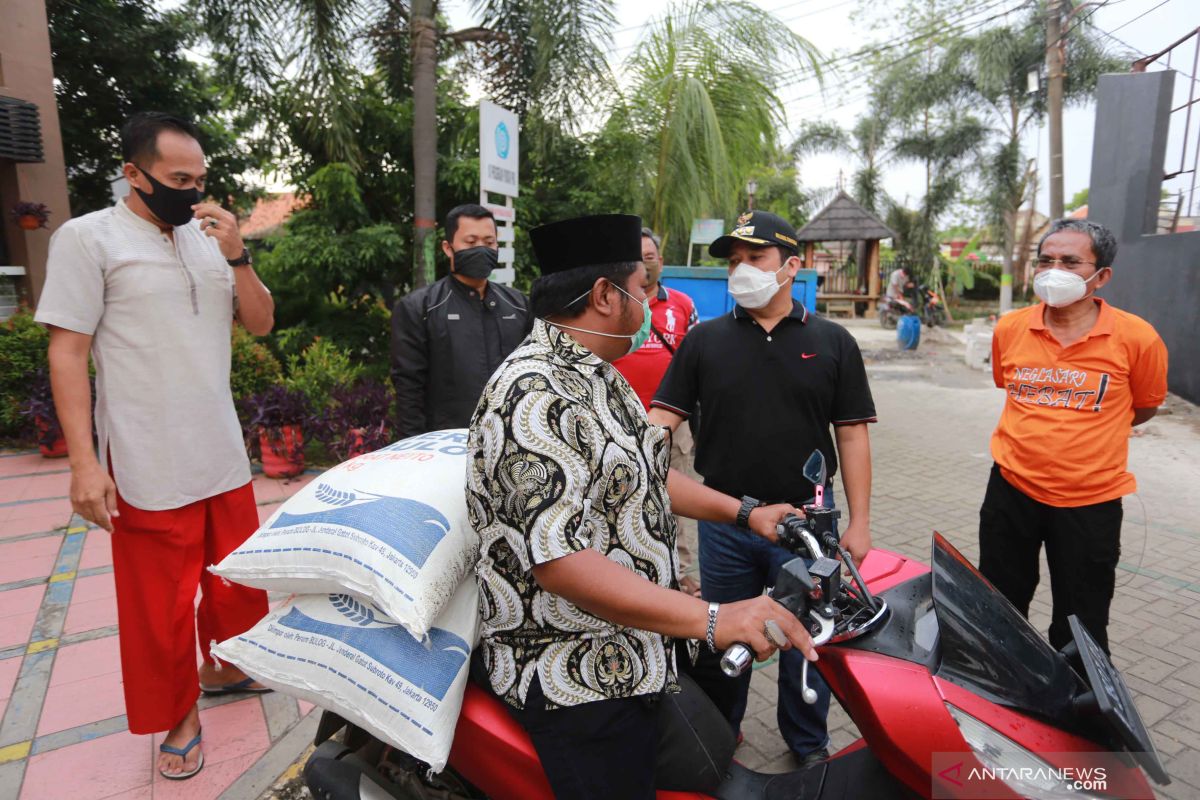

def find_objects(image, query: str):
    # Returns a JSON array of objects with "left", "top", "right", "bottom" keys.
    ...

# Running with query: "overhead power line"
[
  {"left": 775, "top": 0, "right": 1033, "bottom": 105},
  {"left": 770, "top": 0, "right": 1029, "bottom": 88},
  {"left": 1107, "top": 0, "right": 1175, "bottom": 36}
]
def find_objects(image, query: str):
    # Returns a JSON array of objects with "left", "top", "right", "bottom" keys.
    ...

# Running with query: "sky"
[{"left": 440, "top": 0, "right": 1199, "bottom": 221}]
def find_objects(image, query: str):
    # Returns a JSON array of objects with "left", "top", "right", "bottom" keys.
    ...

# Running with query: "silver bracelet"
[{"left": 705, "top": 602, "right": 720, "bottom": 653}]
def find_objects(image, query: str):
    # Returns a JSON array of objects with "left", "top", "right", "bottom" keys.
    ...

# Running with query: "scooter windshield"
[{"left": 930, "top": 533, "right": 1081, "bottom": 721}]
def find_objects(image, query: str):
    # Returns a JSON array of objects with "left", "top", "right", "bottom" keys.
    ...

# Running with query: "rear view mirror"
[{"left": 802, "top": 450, "right": 827, "bottom": 488}]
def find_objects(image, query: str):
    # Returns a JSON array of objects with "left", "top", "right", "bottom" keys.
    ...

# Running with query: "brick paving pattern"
[
  {"left": 0, "top": 318, "right": 1195, "bottom": 798},
  {"left": 0, "top": 456, "right": 319, "bottom": 800}
]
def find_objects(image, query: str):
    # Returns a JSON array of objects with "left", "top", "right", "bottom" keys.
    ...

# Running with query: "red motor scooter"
[{"left": 304, "top": 452, "right": 1170, "bottom": 800}]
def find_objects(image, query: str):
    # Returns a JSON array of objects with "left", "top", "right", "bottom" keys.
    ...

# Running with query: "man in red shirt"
[{"left": 614, "top": 228, "right": 701, "bottom": 592}]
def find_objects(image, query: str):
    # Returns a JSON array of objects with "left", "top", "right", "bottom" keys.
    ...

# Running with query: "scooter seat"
[
  {"left": 712, "top": 762, "right": 824, "bottom": 800},
  {"left": 712, "top": 745, "right": 912, "bottom": 800}
]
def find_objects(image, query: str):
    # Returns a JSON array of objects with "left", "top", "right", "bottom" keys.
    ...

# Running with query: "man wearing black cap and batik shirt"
[
  {"left": 648, "top": 210, "right": 877, "bottom": 769},
  {"left": 466, "top": 214, "right": 818, "bottom": 800}
]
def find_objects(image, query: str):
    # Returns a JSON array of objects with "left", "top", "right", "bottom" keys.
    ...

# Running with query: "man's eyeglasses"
[{"left": 1035, "top": 256, "right": 1096, "bottom": 268}]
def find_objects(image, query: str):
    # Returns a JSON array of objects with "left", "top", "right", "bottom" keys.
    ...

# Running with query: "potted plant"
[
  {"left": 11, "top": 202, "right": 51, "bottom": 231},
  {"left": 21, "top": 371, "right": 67, "bottom": 458},
  {"left": 244, "top": 385, "right": 310, "bottom": 478},
  {"left": 312, "top": 380, "right": 394, "bottom": 462}
]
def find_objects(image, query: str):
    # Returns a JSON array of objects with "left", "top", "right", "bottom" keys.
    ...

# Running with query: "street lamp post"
[{"left": 746, "top": 179, "right": 758, "bottom": 211}]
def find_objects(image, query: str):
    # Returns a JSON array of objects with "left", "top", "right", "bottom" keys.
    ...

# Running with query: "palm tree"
[
  {"left": 791, "top": 109, "right": 893, "bottom": 217},
  {"left": 623, "top": 0, "right": 822, "bottom": 251},
  {"left": 860, "top": 1, "right": 987, "bottom": 306},
  {"left": 947, "top": 2, "right": 1126, "bottom": 310},
  {"left": 889, "top": 110, "right": 989, "bottom": 313},
  {"left": 471, "top": 0, "right": 617, "bottom": 128},
  {"left": 198, "top": 0, "right": 616, "bottom": 287}
]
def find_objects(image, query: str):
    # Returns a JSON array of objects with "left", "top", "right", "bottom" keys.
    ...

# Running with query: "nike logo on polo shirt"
[{"left": 802, "top": 353, "right": 818, "bottom": 359}]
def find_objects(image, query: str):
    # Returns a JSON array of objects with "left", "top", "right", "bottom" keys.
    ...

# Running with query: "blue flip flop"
[
  {"left": 199, "top": 676, "right": 272, "bottom": 696},
  {"left": 159, "top": 729, "right": 204, "bottom": 780}
]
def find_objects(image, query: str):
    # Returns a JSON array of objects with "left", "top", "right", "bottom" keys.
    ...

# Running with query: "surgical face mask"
[
  {"left": 452, "top": 245, "right": 498, "bottom": 279},
  {"left": 728, "top": 261, "right": 788, "bottom": 309},
  {"left": 550, "top": 282, "right": 651, "bottom": 357},
  {"left": 643, "top": 248, "right": 662, "bottom": 287},
  {"left": 622, "top": 288, "right": 653, "bottom": 353},
  {"left": 1033, "top": 267, "right": 1102, "bottom": 308},
  {"left": 132, "top": 166, "right": 202, "bottom": 227}
]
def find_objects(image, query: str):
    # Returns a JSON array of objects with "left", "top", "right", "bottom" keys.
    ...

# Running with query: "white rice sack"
[
  {"left": 212, "top": 580, "right": 479, "bottom": 772},
  {"left": 212, "top": 430, "right": 474, "bottom": 638}
]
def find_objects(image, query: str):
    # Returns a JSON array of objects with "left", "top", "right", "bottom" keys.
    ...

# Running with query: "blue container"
[
  {"left": 897, "top": 314, "right": 921, "bottom": 350},
  {"left": 660, "top": 266, "right": 818, "bottom": 322}
]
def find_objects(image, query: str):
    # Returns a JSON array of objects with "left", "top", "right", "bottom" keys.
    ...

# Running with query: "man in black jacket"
[{"left": 391, "top": 204, "right": 531, "bottom": 437}]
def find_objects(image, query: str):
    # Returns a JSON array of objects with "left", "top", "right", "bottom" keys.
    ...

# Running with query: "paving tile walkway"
[
  {"left": 3, "top": 319, "right": 1195, "bottom": 799},
  {"left": 0, "top": 454, "right": 319, "bottom": 800}
]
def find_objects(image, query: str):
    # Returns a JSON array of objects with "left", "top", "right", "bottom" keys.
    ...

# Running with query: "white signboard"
[
  {"left": 480, "top": 101, "right": 519, "bottom": 197},
  {"left": 686, "top": 218, "right": 727, "bottom": 266},
  {"left": 690, "top": 218, "right": 726, "bottom": 246}
]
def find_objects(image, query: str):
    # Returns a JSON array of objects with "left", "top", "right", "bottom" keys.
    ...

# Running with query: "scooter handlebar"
[
  {"left": 720, "top": 643, "right": 819, "bottom": 705},
  {"left": 720, "top": 643, "right": 754, "bottom": 677},
  {"left": 720, "top": 608, "right": 838, "bottom": 679}
]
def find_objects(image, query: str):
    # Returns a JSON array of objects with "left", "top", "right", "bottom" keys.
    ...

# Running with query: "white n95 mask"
[
  {"left": 1033, "top": 268, "right": 1101, "bottom": 308},
  {"left": 728, "top": 263, "right": 787, "bottom": 309}
]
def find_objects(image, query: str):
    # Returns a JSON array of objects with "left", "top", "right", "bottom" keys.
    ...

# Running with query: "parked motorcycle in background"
[
  {"left": 879, "top": 283, "right": 946, "bottom": 329},
  {"left": 919, "top": 283, "right": 947, "bottom": 327}
]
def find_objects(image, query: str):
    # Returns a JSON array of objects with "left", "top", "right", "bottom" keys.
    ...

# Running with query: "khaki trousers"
[{"left": 671, "top": 425, "right": 700, "bottom": 580}]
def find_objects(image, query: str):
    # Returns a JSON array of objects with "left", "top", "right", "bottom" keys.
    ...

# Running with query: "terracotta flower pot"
[
  {"left": 17, "top": 214, "right": 43, "bottom": 231},
  {"left": 34, "top": 416, "right": 67, "bottom": 458},
  {"left": 345, "top": 427, "right": 370, "bottom": 458},
  {"left": 259, "top": 424, "right": 304, "bottom": 478}
]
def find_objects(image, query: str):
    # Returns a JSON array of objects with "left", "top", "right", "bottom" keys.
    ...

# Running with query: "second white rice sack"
[
  {"left": 212, "top": 429, "right": 474, "bottom": 638},
  {"left": 212, "top": 581, "right": 479, "bottom": 772}
]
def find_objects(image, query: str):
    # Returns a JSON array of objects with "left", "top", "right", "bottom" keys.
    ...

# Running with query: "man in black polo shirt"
[{"left": 649, "top": 210, "right": 876, "bottom": 766}]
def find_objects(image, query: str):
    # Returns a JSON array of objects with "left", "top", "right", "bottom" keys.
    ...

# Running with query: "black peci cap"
[
  {"left": 709, "top": 210, "right": 800, "bottom": 258},
  {"left": 530, "top": 214, "right": 643, "bottom": 275}
]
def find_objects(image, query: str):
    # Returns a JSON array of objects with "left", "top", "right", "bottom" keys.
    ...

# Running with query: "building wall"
[
  {"left": 1087, "top": 70, "right": 1200, "bottom": 404},
  {"left": 0, "top": 0, "right": 72, "bottom": 306}
]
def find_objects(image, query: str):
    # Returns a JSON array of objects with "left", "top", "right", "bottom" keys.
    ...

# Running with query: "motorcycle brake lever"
[{"left": 799, "top": 610, "right": 834, "bottom": 705}]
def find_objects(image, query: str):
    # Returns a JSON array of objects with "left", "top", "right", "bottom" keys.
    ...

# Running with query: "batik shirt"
[{"left": 467, "top": 319, "right": 678, "bottom": 710}]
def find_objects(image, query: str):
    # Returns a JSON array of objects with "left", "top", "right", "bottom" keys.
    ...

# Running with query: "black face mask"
[
  {"left": 452, "top": 246, "right": 498, "bottom": 279},
  {"left": 133, "top": 166, "right": 202, "bottom": 227}
]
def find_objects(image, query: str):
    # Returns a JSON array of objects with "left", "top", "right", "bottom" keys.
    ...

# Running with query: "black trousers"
[
  {"left": 978, "top": 464, "right": 1123, "bottom": 653},
  {"left": 502, "top": 670, "right": 736, "bottom": 800}
]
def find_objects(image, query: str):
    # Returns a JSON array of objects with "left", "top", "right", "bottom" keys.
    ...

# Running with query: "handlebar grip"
[{"left": 720, "top": 643, "right": 754, "bottom": 677}]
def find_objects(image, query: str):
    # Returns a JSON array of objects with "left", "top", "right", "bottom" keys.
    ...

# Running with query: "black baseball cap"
[{"left": 709, "top": 210, "right": 800, "bottom": 258}]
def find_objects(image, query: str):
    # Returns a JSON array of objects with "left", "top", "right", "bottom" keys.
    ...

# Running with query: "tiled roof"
[
  {"left": 795, "top": 191, "right": 896, "bottom": 243},
  {"left": 239, "top": 193, "right": 304, "bottom": 240}
]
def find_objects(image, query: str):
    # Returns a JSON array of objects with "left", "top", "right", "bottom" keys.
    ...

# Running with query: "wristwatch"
[
  {"left": 226, "top": 248, "right": 252, "bottom": 267},
  {"left": 736, "top": 495, "right": 764, "bottom": 529}
]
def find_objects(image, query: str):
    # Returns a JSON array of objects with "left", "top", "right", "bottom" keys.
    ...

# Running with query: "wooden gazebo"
[{"left": 795, "top": 191, "right": 897, "bottom": 316}]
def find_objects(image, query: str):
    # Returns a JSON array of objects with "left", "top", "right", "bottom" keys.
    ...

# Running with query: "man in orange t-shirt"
[{"left": 981, "top": 219, "right": 1168, "bottom": 654}]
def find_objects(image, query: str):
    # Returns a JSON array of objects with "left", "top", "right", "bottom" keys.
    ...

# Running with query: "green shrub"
[
  {"left": 285, "top": 338, "right": 362, "bottom": 411},
  {"left": 265, "top": 295, "right": 392, "bottom": 384},
  {"left": 0, "top": 309, "right": 49, "bottom": 438},
  {"left": 230, "top": 325, "right": 283, "bottom": 402}
]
